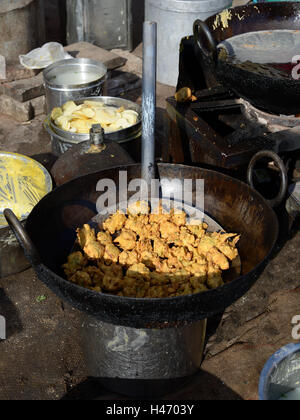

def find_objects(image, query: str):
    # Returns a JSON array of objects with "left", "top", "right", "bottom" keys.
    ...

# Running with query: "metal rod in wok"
[{"left": 141, "top": 21, "right": 157, "bottom": 191}]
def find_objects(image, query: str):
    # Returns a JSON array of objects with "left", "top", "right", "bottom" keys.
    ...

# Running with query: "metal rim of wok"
[
  {"left": 4, "top": 163, "right": 278, "bottom": 329},
  {"left": 193, "top": 2, "right": 300, "bottom": 115},
  {"left": 47, "top": 96, "right": 142, "bottom": 143}
]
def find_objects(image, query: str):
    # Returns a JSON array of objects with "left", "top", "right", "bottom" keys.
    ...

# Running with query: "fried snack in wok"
[
  {"left": 63, "top": 203, "right": 240, "bottom": 298},
  {"left": 51, "top": 100, "right": 139, "bottom": 134},
  {"left": 76, "top": 224, "right": 105, "bottom": 260}
]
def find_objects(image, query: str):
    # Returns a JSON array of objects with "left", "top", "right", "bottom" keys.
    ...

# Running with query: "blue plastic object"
[
  {"left": 252, "top": 0, "right": 300, "bottom": 3},
  {"left": 259, "top": 343, "right": 300, "bottom": 400}
]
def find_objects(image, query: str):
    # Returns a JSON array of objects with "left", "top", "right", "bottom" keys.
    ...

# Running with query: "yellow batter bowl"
[{"left": 0, "top": 152, "right": 53, "bottom": 228}]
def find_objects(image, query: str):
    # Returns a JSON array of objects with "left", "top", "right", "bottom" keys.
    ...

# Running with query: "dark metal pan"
[
  {"left": 4, "top": 163, "right": 278, "bottom": 329},
  {"left": 193, "top": 2, "right": 300, "bottom": 115}
]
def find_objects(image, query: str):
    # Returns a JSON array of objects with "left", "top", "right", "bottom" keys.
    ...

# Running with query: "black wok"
[
  {"left": 194, "top": 2, "right": 300, "bottom": 115},
  {"left": 5, "top": 163, "right": 278, "bottom": 329}
]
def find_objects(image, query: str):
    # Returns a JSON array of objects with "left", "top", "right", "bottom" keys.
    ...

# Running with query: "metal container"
[
  {"left": 44, "top": 96, "right": 142, "bottom": 156},
  {"left": 43, "top": 58, "right": 108, "bottom": 113},
  {"left": 82, "top": 315, "right": 207, "bottom": 397},
  {"left": 0, "top": 152, "right": 52, "bottom": 278},
  {"left": 66, "top": 0, "right": 133, "bottom": 51},
  {"left": 145, "top": 0, "right": 232, "bottom": 86},
  {"left": 259, "top": 343, "right": 300, "bottom": 400}
]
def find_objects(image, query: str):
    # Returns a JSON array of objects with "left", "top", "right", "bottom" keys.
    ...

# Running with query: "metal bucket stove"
[{"left": 81, "top": 316, "right": 207, "bottom": 397}]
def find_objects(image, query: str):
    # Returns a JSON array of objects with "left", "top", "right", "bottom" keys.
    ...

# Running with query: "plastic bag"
[{"left": 19, "top": 42, "right": 73, "bottom": 70}]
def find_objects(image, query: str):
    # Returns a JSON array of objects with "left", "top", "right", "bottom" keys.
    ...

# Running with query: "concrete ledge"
[
  {"left": 65, "top": 42, "right": 127, "bottom": 71},
  {"left": 0, "top": 94, "right": 45, "bottom": 122},
  {"left": 1, "top": 72, "right": 44, "bottom": 102}
]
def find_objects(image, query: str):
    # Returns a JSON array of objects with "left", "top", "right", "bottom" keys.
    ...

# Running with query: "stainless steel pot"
[
  {"left": 44, "top": 96, "right": 142, "bottom": 156},
  {"left": 43, "top": 58, "right": 108, "bottom": 112}
]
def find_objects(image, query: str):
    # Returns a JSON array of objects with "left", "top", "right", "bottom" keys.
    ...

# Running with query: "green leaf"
[{"left": 36, "top": 295, "right": 47, "bottom": 303}]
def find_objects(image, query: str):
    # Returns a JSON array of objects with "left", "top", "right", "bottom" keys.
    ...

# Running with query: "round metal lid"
[
  {"left": 43, "top": 58, "right": 107, "bottom": 89},
  {"left": 0, "top": 152, "right": 53, "bottom": 228}
]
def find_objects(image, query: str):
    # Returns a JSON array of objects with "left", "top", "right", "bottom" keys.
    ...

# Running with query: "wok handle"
[
  {"left": 247, "top": 151, "right": 288, "bottom": 208},
  {"left": 4, "top": 209, "right": 41, "bottom": 266},
  {"left": 193, "top": 20, "right": 218, "bottom": 64}
]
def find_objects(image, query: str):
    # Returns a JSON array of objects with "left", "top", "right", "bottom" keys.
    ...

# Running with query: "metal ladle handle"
[
  {"left": 247, "top": 150, "right": 288, "bottom": 208},
  {"left": 4, "top": 209, "right": 41, "bottom": 266}
]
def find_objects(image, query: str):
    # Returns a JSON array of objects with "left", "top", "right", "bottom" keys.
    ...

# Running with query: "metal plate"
[{"left": 0, "top": 152, "right": 53, "bottom": 228}]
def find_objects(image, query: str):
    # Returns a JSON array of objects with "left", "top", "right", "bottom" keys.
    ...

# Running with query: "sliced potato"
[
  {"left": 73, "top": 107, "right": 95, "bottom": 119},
  {"left": 72, "top": 113, "right": 89, "bottom": 121},
  {"left": 61, "top": 119, "right": 71, "bottom": 131},
  {"left": 95, "top": 109, "right": 118, "bottom": 125},
  {"left": 52, "top": 100, "right": 139, "bottom": 134},
  {"left": 70, "top": 119, "right": 89, "bottom": 133},
  {"left": 83, "top": 100, "right": 104, "bottom": 108},
  {"left": 81, "top": 107, "right": 96, "bottom": 118},
  {"left": 51, "top": 107, "right": 63, "bottom": 120},
  {"left": 122, "top": 110, "right": 139, "bottom": 125},
  {"left": 56, "top": 115, "right": 71, "bottom": 128},
  {"left": 62, "top": 101, "right": 78, "bottom": 115},
  {"left": 111, "top": 118, "right": 131, "bottom": 130}
]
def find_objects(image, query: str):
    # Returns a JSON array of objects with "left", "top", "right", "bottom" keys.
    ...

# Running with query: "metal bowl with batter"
[{"left": 0, "top": 152, "right": 52, "bottom": 278}]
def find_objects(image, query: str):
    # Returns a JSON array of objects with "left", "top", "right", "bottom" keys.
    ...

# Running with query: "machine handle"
[
  {"left": 4, "top": 209, "right": 41, "bottom": 266},
  {"left": 247, "top": 150, "right": 288, "bottom": 208},
  {"left": 193, "top": 19, "right": 218, "bottom": 64}
]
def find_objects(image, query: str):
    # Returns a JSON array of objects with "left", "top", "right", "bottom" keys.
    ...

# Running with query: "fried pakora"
[
  {"left": 102, "top": 211, "right": 126, "bottom": 234},
  {"left": 76, "top": 224, "right": 104, "bottom": 260},
  {"left": 63, "top": 202, "right": 240, "bottom": 298}
]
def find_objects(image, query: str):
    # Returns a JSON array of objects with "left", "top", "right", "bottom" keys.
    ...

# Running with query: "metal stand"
[{"left": 81, "top": 315, "right": 207, "bottom": 397}]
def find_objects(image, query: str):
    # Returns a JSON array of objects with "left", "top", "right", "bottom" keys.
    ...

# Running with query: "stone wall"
[{"left": 0, "top": 0, "right": 45, "bottom": 65}]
